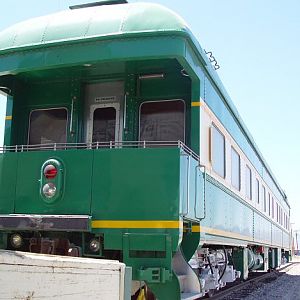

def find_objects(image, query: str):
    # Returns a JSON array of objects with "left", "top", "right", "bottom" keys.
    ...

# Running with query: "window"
[
  {"left": 272, "top": 197, "right": 274, "bottom": 218},
  {"left": 92, "top": 107, "right": 116, "bottom": 143},
  {"left": 276, "top": 203, "right": 279, "bottom": 222},
  {"left": 268, "top": 193, "right": 271, "bottom": 216},
  {"left": 139, "top": 100, "right": 185, "bottom": 142},
  {"left": 246, "top": 165, "right": 252, "bottom": 199},
  {"left": 211, "top": 125, "right": 225, "bottom": 178},
  {"left": 256, "top": 179, "right": 260, "bottom": 204},
  {"left": 28, "top": 108, "right": 67, "bottom": 145},
  {"left": 231, "top": 147, "right": 240, "bottom": 190},
  {"left": 284, "top": 213, "right": 286, "bottom": 229},
  {"left": 262, "top": 186, "right": 266, "bottom": 212}
]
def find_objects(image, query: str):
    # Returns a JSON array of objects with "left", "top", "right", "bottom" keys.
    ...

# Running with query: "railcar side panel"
[{"left": 253, "top": 211, "right": 272, "bottom": 245}]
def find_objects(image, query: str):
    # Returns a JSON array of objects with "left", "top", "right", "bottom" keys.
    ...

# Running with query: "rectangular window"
[
  {"left": 246, "top": 165, "right": 252, "bottom": 199},
  {"left": 231, "top": 147, "right": 240, "bottom": 190},
  {"left": 139, "top": 100, "right": 185, "bottom": 142},
  {"left": 276, "top": 203, "right": 279, "bottom": 222},
  {"left": 279, "top": 207, "right": 281, "bottom": 225},
  {"left": 279, "top": 207, "right": 281, "bottom": 224},
  {"left": 284, "top": 213, "right": 286, "bottom": 229},
  {"left": 268, "top": 193, "right": 271, "bottom": 216},
  {"left": 272, "top": 197, "right": 274, "bottom": 218},
  {"left": 256, "top": 179, "right": 260, "bottom": 204},
  {"left": 28, "top": 108, "right": 67, "bottom": 145},
  {"left": 92, "top": 107, "right": 116, "bottom": 143},
  {"left": 211, "top": 125, "right": 226, "bottom": 178},
  {"left": 262, "top": 186, "right": 266, "bottom": 212}
]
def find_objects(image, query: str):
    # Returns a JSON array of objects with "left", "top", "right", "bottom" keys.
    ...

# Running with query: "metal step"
[
  {"left": 172, "top": 248, "right": 202, "bottom": 294},
  {"left": 181, "top": 292, "right": 203, "bottom": 300}
]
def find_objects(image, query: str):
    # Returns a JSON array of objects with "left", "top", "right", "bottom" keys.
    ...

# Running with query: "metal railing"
[{"left": 0, "top": 141, "right": 200, "bottom": 161}]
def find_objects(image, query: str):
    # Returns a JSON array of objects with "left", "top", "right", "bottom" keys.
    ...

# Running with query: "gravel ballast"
[{"left": 244, "top": 260, "right": 300, "bottom": 300}]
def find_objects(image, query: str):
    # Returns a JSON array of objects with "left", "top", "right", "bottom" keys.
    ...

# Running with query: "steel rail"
[{"left": 210, "top": 262, "right": 298, "bottom": 300}]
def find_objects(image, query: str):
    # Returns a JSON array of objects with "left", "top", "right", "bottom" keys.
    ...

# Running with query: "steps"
[{"left": 172, "top": 248, "right": 204, "bottom": 299}]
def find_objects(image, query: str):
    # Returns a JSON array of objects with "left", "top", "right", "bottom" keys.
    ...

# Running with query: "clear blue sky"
[{"left": 1, "top": 0, "right": 300, "bottom": 230}]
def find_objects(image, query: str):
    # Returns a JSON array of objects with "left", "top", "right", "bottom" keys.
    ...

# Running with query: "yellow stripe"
[
  {"left": 5, "top": 115, "right": 12, "bottom": 120},
  {"left": 91, "top": 220, "right": 182, "bottom": 229},
  {"left": 191, "top": 101, "right": 203, "bottom": 107},
  {"left": 191, "top": 225, "right": 252, "bottom": 241},
  {"left": 191, "top": 225, "right": 201, "bottom": 232},
  {"left": 196, "top": 226, "right": 282, "bottom": 246}
]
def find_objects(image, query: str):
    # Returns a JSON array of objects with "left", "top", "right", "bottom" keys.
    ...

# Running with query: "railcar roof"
[
  {"left": 0, "top": 2, "right": 190, "bottom": 52},
  {"left": 0, "top": 1, "right": 288, "bottom": 205}
]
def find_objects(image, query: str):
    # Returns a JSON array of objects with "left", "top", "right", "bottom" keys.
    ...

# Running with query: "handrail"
[{"left": 0, "top": 141, "right": 200, "bottom": 161}]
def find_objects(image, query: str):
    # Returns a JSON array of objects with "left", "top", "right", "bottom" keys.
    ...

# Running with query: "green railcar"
[{"left": 0, "top": 1, "right": 291, "bottom": 299}]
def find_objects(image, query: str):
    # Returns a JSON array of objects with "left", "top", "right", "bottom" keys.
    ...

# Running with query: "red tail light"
[{"left": 44, "top": 164, "right": 58, "bottom": 179}]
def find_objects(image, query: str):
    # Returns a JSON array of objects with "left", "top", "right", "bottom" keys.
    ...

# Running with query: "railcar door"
[
  {"left": 84, "top": 81, "right": 124, "bottom": 145},
  {"left": 87, "top": 103, "right": 120, "bottom": 144}
]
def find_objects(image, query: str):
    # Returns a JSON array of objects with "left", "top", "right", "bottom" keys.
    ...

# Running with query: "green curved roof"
[{"left": 0, "top": 2, "right": 191, "bottom": 52}]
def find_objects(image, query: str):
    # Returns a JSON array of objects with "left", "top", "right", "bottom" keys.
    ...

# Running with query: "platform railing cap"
[{"left": 69, "top": 0, "right": 128, "bottom": 9}]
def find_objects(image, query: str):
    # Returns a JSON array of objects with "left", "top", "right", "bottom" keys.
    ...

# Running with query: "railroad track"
[{"left": 209, "top": 263, "right": 298, "bottom": 300}]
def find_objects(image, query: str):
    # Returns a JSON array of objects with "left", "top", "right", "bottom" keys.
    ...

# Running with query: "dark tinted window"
[
  {"left": 93, "top": 107, "right": 116, "bottom": 142},
  {"left": 29, "top": 109, "right": 67, "bottom": 145},
  {"left": 211, "top": 125, "right": 225, "bottom": 178},
  {"left": 140, "top": 100, "right": 185, "bottom": 142}
]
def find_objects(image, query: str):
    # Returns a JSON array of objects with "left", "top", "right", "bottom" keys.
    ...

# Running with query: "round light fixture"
[
  {"left": 89, "top": 239, "right": 100, "bottom": 252},
  {"left": 42, "top": 182, "right": 57, "bottom": 198},
  {"left": 10, "top": 233, "right": 23, "bottom": 248},
  {"left": 43, "top": 164, "right": 58, "bottom": 179}
]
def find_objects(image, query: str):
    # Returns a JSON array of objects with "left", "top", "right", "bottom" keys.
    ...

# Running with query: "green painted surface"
[
  {"left": 4, "top": 95, "right": 13, "bottom": 146},
  {"left": 92, "top": 148, "right": 180, "bottom": 220},
  {"left": 15, "top": 150, "right": 93, "bottom": 215},
  {"left": 148, "top": 274, "right": 181, "bottom": 300},
  {"left": 181, "top": 229, "right": 200, "bottom": 261},
  {"left": 232, "top": 247, "right": 248, "bottom": 280},
  {"left": 0, "top": 153, "right": 18, "bottom": 213},
  {"left": 0, "top": 3, "right": 190, "bottom": 53}
]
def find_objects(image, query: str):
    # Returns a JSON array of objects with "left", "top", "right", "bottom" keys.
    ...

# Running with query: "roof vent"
[{"left": 70, "top": 0, "right": 128, "bottom": 10}]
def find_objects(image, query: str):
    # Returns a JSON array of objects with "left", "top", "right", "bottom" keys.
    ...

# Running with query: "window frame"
[
  {"left": 268, "top": 192, "right": 271, "bottom": 216},
  {"left": 87, "top": 102, "right": 121, "bottom": 144},
  {"left": 27, "top": 107, "right": 68, "bottom": 145},
  {"left": 231, "top": 146, "right": 241, "bottom": 191},
  {"left": 211, "top": 124, "right": 226, "bottom": 178},
  {"left": 256, "top": 178, "right": 260, "bottom": 204},
  {"left": 245, "top": 165, "right": 252, "bottom": 200},
  {"left": 262, "top": 185, "right": 266, "bottom": 212},
  {"left": 138, "top": 99, "right": 186, "bottom": 143}
]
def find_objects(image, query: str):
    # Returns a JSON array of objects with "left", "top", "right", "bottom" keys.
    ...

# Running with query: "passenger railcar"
[{"left": 0, "top": 1, "right": 291, "bottom": 299}]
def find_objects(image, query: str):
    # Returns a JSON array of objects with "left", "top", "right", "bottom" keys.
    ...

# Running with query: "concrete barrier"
[{"left": 0, "top": 250, "right": 131, "bottom": 300}]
